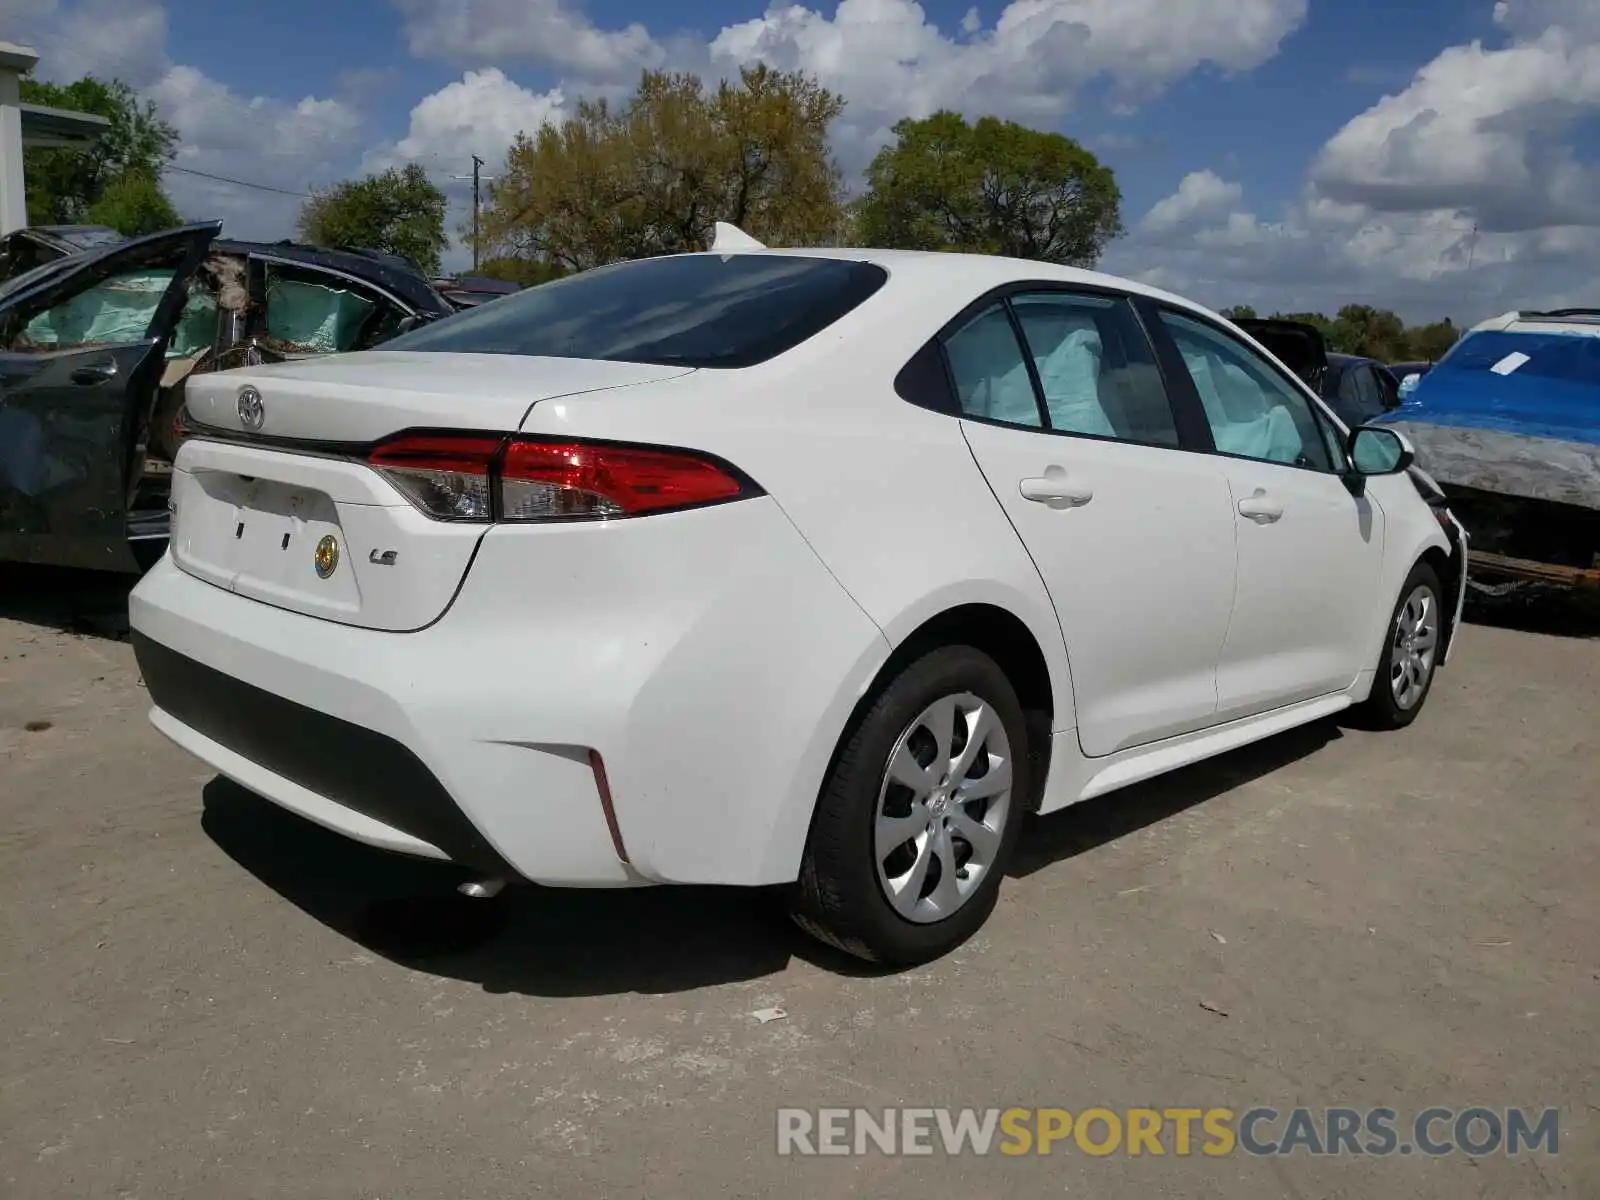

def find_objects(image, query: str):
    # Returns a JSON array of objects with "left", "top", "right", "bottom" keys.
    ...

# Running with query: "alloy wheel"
[
  {"left": 874, "top": 692, "right": 1014, "bottom": 924},
  {"left": 1390, "top": 584, "right": 1438, "bottom": 710}
]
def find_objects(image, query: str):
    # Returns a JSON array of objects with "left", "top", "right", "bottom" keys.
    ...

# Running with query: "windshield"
[
  {"left": 1437, "top": 330, "right": 1600, "bottom": 387},
  {"left": 378, "top": 253, "right": 889, "bottom": 368}
]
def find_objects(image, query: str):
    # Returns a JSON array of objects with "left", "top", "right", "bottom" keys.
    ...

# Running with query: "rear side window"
[
  {"left": 1010, "top": 292, "right": 1179, "bottom": 447},
  {"left": 944, "top": 305, "right": 1042, "bottom": 427},
  {"left": 378, "top": 253, "right": 888, "bottom": 369},
  {"left": 934, "top": 289, "right": 1180, "bottom": 448}
]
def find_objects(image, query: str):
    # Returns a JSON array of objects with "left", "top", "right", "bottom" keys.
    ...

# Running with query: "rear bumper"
[
  {"left": 128, "top": 496, "right": 890, "bottom": 888},
  {"left": 133, "top": 631, "right": 515, "bottom": 876}
]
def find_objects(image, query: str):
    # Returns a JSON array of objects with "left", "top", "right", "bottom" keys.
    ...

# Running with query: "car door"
[
  {"left": 0, "top": 223, "right": 220, "bottom": 570},
  {"left": 246, "top": 253, "right": 415, "bottom": 361},
  {"left": 1149, "top": 306, "right": 1385, "bottom": 719},
  {"left": 1329, "top": 364, "right": 1368, "bottom": 427},
  {"left": 1338, "top": 363, "right": 1389, "bottom": 425},
  {"left": 948, "top": 288, "right": 1239, "bottom": 758}
]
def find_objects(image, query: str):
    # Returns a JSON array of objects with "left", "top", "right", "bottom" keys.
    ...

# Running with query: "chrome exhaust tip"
[{"left": 457, "top": 878, "right": 507, "bottom": 899}]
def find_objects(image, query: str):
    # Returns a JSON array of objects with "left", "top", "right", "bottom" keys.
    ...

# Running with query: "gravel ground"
[{"left": 1, "top": 566, "right": 1596, "bottom": 1199}]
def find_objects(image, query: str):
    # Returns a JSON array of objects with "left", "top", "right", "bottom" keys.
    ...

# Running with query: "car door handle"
[
  {"left": 1019, "top": 471, "right": 1094, "bottom": 509},
  {"left": 1237, "top": 491, "right": 1284, "bottom": 523},
  {"left": 69, "top": 360, "right": 118, "bottom": 386}
]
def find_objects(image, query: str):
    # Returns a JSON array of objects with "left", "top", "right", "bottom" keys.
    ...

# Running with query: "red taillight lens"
[
  {"left": 499, "top": 439, "right": 748, "bottom": 521},
  {"left": 368, "top": 433, "right": 753, "bottom": 522},
  {"left": 369, "top": 435, "right": 502, "bottom": 521}
]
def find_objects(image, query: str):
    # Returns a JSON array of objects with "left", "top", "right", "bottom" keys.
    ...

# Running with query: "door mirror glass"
[{"left": 1349, "top": 425, "right": 1414, "bottom": 475}]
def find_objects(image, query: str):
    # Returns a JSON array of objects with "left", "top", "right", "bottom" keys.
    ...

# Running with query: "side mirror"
[{"left": 1348, "top": 425, "right": 1415, "bottom": 477}]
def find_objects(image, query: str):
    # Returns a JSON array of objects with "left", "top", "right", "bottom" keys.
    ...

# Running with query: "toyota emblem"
[{"left": 237, "top": 386, "right": 264, "bottom": 431}]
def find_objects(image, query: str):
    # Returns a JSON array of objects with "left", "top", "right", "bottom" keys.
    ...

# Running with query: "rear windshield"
[
  {"left": 1437, "top": 330, "right": 1600, "bottom": 387},
  {"left": 377, "top": 253, "right": 888, "bottom": 368}
]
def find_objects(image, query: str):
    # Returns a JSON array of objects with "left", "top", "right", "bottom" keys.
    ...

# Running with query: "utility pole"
[
  {"left": 1465, "top": 221, "right": 1478, "bottom": 273},
  {"left": 471, "top": 154, "right": 485, "bottom": 273}
]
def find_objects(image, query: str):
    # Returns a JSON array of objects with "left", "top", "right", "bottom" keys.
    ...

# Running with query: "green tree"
[
  {"left": 480, "top": 66, "right": 846, "bottom": 271},
  {"left": 1325, "top": 304, "right": 1409, "bottom": 360},
  {"left": 20, "top": 75, "right": 179, "bottom": 225},
  {"left": 1221, "top": 305, "right": 1258, "bottom": 320},
  {"left": 1407, "top": 319, "right": 1458, "bottom": 362},
  {"left": 474, "top": 256, "right": 568, "bottom": 286},
  {"left": 297, "top": 164, "right": 449, "bottom": 276},
  {"left": 83, "top": 169, "right": 181, "bottom": 236},
  {"left": 856, "top": 112, "right": 1123, "bottom": 266}
]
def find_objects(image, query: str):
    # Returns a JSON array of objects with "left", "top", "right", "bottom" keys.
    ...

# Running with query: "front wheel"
[
  {"left": 1357, "top": 561, "right": 1444, "bottom": 730},
  {"left": 789, "top": 645, "right": 1030, "bottom": 966}
]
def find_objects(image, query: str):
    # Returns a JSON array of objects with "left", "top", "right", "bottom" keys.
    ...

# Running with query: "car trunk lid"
[
  {"left": 179, "top": 351, "right": 693, "bottom": 442},
  {"left": 168, "top": 353, "right": 695, "bottom": 629}
]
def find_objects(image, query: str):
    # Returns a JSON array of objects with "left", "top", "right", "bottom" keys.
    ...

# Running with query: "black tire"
[
  {"left": 1356, "top": 560, "right": 1445, "bottom": 730},
  {"left": 789, "top": 645, "right": 1031, "bottom": 966}
]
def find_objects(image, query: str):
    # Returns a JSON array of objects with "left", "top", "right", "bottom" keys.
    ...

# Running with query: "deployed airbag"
[
  {"left": 1183, "top": 349, "right": 1304, "bottom": 463},
  {"left": 22, "top": 270, "right": 173, "bottom": 349},
  {"left": 265, "top": 277, "right": 375, "bottom": 354}
]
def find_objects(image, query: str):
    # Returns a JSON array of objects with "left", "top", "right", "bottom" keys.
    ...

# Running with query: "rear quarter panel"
[{"left": 514, "top": 310, "right": 1079, "bottom": 736}]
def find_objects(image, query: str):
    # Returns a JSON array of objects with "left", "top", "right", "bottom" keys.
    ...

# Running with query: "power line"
[{"left": 166, "top": 165, "right": 311, "bottom": 198}]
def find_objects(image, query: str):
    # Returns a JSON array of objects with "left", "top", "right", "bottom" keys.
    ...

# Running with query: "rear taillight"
[
  {"left": 499, "top": 440, "right": 747, "bottom": 520},
  {"left": 369, "top": 435, "right": 501, "bottom": 521},
  {"left": 367, "top": 434, "right": 756, "bottom": 523}
]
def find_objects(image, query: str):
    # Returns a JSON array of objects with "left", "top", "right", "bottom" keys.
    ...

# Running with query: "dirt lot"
[{"left": 1, "top": 568, "right": 1596, "bottom": 1199}]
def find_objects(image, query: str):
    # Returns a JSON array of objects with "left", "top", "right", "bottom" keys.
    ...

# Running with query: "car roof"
[
  {"left": 696, "top": 246, "right": 1230, "bottom": 325},
  {"left": 213, "top": 238, "right": 455, "bottom": 317},
  {"left": 1470, "top": 309, "right": 1600, "bottom": 337}
]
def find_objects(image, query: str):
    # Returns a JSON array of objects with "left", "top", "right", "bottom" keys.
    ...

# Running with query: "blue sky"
[{"left": 10, "top": 0, "right": 1600, "bottom": 322}]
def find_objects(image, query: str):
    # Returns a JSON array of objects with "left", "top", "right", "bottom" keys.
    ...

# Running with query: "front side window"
[
  {"left": 1158, "top": 309, "right": 1334, "bottom": 471},
  {"left": 378, "top": 253, "right": 889, "bottom": 369},
  {"left": 5, "top": 269, "right": 177, "bottom": 353},
  {"left": 259, "top": 264, "right": 379, "bottom": 355}
]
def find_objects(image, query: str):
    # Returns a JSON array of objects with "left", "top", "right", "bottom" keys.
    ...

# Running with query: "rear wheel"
[
  {"left": 1357, "top": 561, "right": 1444, "bottom": 730},
  {"left": 789, "top": 646, "right": 1029, "bottom": 966}
]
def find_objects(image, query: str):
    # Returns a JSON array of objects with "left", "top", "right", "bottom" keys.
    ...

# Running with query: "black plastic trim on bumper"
[{"left": 132, "top": 632, "right": 517, "bottom": 878}]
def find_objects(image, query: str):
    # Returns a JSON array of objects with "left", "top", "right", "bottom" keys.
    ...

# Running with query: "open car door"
[
  {"left": 0, "top": 222, "right": 220, "bottom": 572},
  {"left": 1233, "top": 318, "right": 1331, "bottom": 389}
]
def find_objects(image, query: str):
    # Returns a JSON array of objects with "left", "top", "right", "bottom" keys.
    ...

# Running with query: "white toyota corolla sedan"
[{"left": 129, "top": 232, "right": 1469, "bottom": 964}]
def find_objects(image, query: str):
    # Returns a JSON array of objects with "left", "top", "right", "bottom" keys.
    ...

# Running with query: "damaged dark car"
[
  {"left": 0, "top": 223, "right": 457, "bottom": 573},
  {"left": 1233, "top": 317, "right": 1403, "bottom": 428}
]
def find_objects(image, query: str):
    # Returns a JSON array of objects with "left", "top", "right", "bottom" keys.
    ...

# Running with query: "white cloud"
[
  {"left": 1109, "top": 0, "right": 1600, "bottom": 324},
  {"left": 152, "top": 67, "right": 367, "bottom": 238},
  {"left": 392, "top": 0, "right": 1307, "bottom": 135},
  {"left": 1493, "top": 0, "right": 1600, "bottom": 40},
  {"left": 18, "top": 1, "right": 369, "bottom": 241},
  {"left": 707, "top": 0, "right": 1307, "bottom": 125},
  {"left": 1139, "top": 169, "right": 1244, "bottom": 236},
  {"left": 366, "top": 68, "right": 566, "bottom": 173},
  {"left": 361, "top": 68, "right": 569, "bottom": 265},
  {"left": 393, "top": 0, "right": 665, "bottom": 81},
  {"left": 1311, "top": 1, "right": 1600, "bottom": 234}
]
